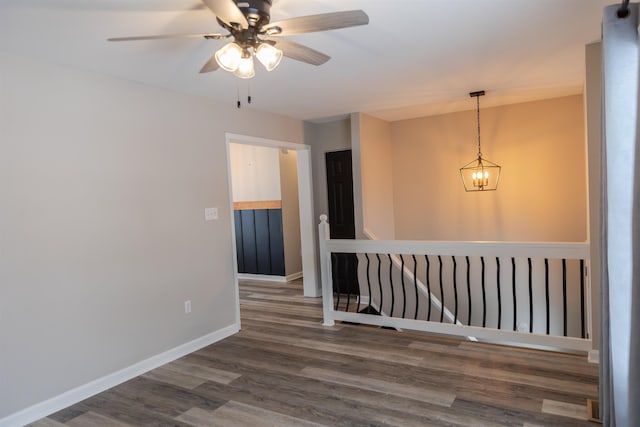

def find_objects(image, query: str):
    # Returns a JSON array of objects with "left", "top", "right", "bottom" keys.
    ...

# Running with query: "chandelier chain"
[{"left": 476, "top": 95, "right": 482, "bottom": 158}]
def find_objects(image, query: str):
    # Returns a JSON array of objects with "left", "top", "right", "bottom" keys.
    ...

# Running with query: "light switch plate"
[{"left": 204, "top": 207, "right": 218, "bottom": 221}]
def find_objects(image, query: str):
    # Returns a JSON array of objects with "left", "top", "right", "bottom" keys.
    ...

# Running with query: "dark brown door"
[{"left": 325, "top": 150, "right": 359, "bottom": 295}]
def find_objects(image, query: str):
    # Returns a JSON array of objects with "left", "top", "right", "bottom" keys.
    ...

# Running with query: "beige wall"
[
  {"left": 0, "top": 51, "right": 303, "bottom": 419},
  {"left": 356, "top": 114, "right": 396, "bottom": 239},
  {"left": 279, "top": 150, "right": 302, "bottom": 276},
  {"left": 391, "top": 95, "right": 587, "bottom": 242}
]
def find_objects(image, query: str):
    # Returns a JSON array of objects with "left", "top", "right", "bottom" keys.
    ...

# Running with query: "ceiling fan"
[{"left": 108, "top": 0, "right": 369, "bottom": 79}]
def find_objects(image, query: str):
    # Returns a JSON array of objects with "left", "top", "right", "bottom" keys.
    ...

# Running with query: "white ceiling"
[{"left": 0, "top": 0, "right": 611, "bottom": 122}]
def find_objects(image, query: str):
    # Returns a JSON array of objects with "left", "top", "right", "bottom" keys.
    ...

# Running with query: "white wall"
[
  {"left": 0, "top": 51, "right": 303, "bottom": 420},
  {"left": 229, "top": 144, "right": 281, "bottom": 202}
]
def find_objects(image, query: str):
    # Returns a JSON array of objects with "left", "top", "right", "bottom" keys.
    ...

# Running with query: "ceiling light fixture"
[
  {"left": 214, "top": 41, "right": 282, "bottom": 78},
  {"left": 459, "top": 91, "right": 501, "bottom": 192}
]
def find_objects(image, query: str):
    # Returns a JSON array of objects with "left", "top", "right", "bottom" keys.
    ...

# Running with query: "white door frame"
[{"left": 225, "top": 133, "right": 320, "bottom": 322}]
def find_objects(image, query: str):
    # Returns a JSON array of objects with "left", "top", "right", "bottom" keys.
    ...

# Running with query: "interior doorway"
[
  {"left": 230, "top": 144, "right": 291, "bottom": 278},
  {"left": 224, "top": 133, "right": 319, "bottom": 325},
  {"left": 325, "top": 149, "right": 359, "bottom": 295}
]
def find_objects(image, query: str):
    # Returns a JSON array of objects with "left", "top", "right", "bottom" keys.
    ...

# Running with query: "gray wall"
[
  {"left": 585, "top": 42, "right": 602, "bottom": 349},
  {"left": 303, "top": 118, "right": 352, "bottom": 226},
  {"left": 0, "top": 51, "right": 303, "bottom": 418}
]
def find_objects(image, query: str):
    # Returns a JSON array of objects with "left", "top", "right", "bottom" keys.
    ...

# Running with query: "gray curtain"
[{"left": 601, "top": 3, "right": 640, "bottom": 426}]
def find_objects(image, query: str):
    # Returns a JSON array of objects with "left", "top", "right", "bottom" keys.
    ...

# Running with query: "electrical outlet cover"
[{"left": 204, "top": 207, "right": 218, "bottom": 221}]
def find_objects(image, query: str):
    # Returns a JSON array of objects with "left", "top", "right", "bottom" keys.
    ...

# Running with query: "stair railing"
[{"left": 318, "top": 215, "right": 592, "bottom": 352}]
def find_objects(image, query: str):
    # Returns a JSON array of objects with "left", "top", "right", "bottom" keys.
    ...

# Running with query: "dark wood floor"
[{"left": 31, "top": 279, "right": 599, "bottom": 426}]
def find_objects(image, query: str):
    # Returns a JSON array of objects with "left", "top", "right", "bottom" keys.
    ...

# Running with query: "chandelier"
[{"left": 459, "top": 90, "right": 501, "bottom": 191}]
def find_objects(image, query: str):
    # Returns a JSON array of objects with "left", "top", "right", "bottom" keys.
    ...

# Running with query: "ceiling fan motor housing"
[{"left": 235, "top": 0, "right": 272, "bottom": 27}]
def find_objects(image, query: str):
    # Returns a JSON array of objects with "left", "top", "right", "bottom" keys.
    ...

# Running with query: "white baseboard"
[
  {"left": 285, "top": 271, "right": 303, "bottom": 281},
  {"left": 588, "top": 349, "right": 599, "bottom": 364},
  {"left": 238, "top": 273, "right": 288, "bottom": 283},
  {"left": 238, "top": 272, "right": 303, "bottom": 283},
  {"left": 0, "top": 323, "right": 239, "bottom": 427},
  {"left": 358, "top": 295, "right": 371, "bottom": 305},
  {"left": 362, "top": 227, "right": 378, "bottom": 241}
]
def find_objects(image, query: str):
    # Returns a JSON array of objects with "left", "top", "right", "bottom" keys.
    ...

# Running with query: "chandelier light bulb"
[
  {"left": 215, "top": 42, "right": 243, "bottom": 72},
  {"left": 255, "top": 43, "right": 283, "bottom": 71}
]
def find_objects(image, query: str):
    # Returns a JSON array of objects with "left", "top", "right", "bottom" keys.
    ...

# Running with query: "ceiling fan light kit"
[
  {"left": 108, "top": 0, "right": 369, "bottom": 80},
  {"left": 214, "top": 40, "right": 282, "bottom": 77}
]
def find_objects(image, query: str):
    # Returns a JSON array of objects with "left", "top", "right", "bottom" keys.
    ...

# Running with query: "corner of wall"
[
  {"left": 350, "top": 113, "right": 366, "bottom": 239},
  {"left": 584, "top": 41, "right": 602, "bottom": 350},
  {"left": 355, "top": 113, "right": 396, "bottom": 240}
]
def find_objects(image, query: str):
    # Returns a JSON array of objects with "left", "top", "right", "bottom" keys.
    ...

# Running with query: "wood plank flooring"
[{"left": 30, "top": 279, "right": 599, "bottom": 426}]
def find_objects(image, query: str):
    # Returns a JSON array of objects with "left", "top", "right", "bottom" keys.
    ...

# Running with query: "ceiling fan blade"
[
  {"left": 201, "top": 0, "right": 248, "bottom": 28},
  {"left": 264, "top": 10, "right": 369, "bottom": 36},
  {"left": 199, "top": 54, "right": 220, "bottom": 73},
  {"left": 272, "top": 39, "right": 330, "bottom": 66},
  {"left": 108, "top": 33, "right": 226, "bottom": 42}
]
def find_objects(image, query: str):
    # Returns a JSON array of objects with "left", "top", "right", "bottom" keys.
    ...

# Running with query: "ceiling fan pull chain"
[
  {"left": 248, "top": 82, "right": 252, "bottom": 104},
  {"left": 236, "top": 83, "right": 241, "bottom": 109}
]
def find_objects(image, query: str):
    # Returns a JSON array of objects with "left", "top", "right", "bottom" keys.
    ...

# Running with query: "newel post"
[{"left": 318, "top": 214, "right": 335, "bottom": 326}]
